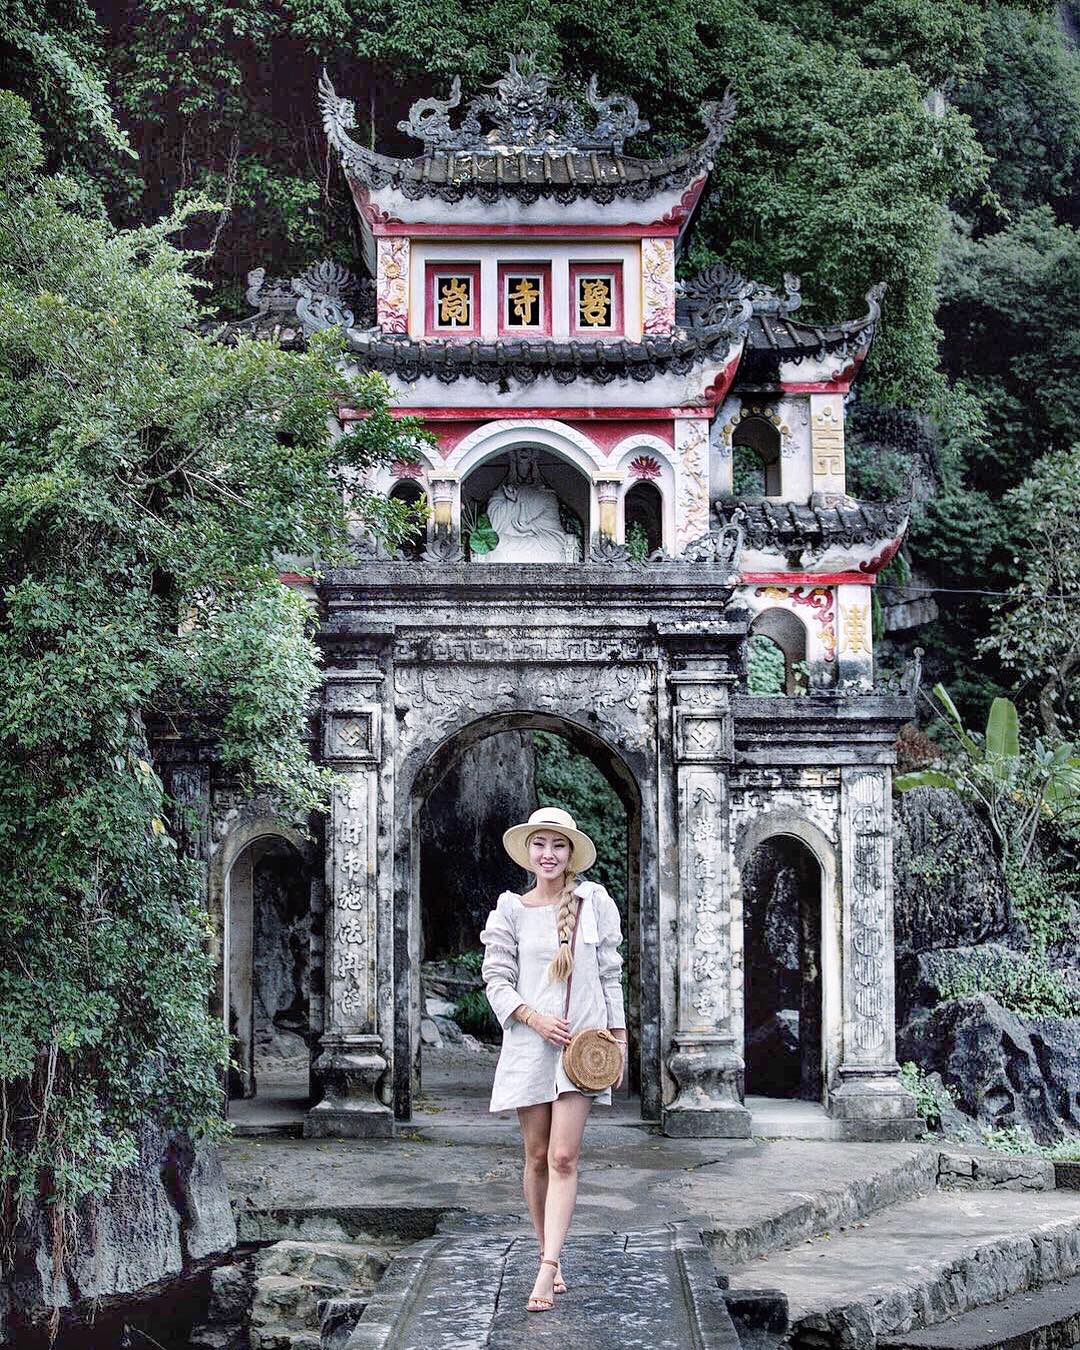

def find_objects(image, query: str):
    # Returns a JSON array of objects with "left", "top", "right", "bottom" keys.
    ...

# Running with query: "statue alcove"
[{"left": 461, "top": 447, "right": 587, "bottom": 562}]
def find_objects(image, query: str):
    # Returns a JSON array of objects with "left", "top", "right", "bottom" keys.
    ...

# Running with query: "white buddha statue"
[{"left": 475, "top": 448, "right": 582, "bottom": 564}]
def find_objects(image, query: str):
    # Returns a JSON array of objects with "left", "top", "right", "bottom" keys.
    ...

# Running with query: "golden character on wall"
[
  {"left": 439, "top": 276, "right": 471, "bottom": 326},
  {"left": 508, "top": 276, "right": 540, "bottom": 325},
  {"left": 579, "top": 277, "right": 611, "bottom": 327}
]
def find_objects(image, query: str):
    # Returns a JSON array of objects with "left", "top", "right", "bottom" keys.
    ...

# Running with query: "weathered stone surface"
[
  {"left": 5, "top": 1126, "right": 236, "bottom": 1330},
  {"left": 347, "top": 1227, "right": 742, "bottom": 1348},
  {"left": 938, "top": 1150, "right": 1056, "bottom": 1192},
  {"left": 898, "top": 993, "right": 1080, "bottom": 1144},
  {"left": 253, "top": 843, "right": 312, "bottom": 1060},
  {"left": 893, "top": 791, "right": 1008, "bottom": 1002}
]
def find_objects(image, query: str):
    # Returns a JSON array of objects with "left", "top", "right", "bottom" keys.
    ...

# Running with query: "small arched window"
[
  {"left": 732, "top": 417, "right": 782, "bottom": 498},
  {"left": 748, "top": 608, "right": 808, "bottom": 694},
  {"left": 624, "top": 481, "right": 663, "bottom": 557},
  {"left": 389, "top": 479, "right": 427, "bottom": 558}
]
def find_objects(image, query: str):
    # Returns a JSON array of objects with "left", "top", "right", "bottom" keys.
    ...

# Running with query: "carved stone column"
[
  {"left": 662, "top": 673, "right": 751, "bottom": 1137},
  {"left": 594, "top": 472, "right": 623, "bottom": 542},
  {"left": 429, "top": 472, "right": 459, "bottom": 538},
  {"left": 305, "top": 669, "right": 393, "bottom": 1138},
  {"left": 830, "top": 766, "right": 920, "bottom": 1138}
]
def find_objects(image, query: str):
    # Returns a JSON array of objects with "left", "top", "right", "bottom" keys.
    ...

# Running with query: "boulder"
[
  {"left": 898, "top": 993, "right": 1080, "bottom": 1144},
  {"left": 893, "top": 789, "right": 1008, "bottom": 968}
]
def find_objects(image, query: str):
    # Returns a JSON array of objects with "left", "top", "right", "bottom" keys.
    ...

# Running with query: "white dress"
[{"left": 479, "top": 879, "right": 626, "bottom": 1112}]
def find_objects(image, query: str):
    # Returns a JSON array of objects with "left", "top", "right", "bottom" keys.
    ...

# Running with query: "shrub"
[
  {"left": 899, "top": 1061, "right": 957, "bottom": 1130},
  {"left": 934, "top": 948, "right": 1079, "bottom": 1019}
]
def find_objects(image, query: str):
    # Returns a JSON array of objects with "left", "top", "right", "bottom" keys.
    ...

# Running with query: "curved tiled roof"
[{"left": 714, "top": 496, "right": 908, "bottom": 551}]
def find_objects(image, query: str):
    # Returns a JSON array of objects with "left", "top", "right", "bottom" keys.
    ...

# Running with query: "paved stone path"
[{"left": 344, "top": 1224, "right": 742, "bottom": 1349}]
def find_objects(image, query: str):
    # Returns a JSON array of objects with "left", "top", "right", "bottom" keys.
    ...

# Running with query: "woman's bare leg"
[
  {"left": 516, "top": 1103, "right": 551, "bottom": 1246},
  {"left": 528, "top": 1090, "right": 592, "bottom": 1305}
]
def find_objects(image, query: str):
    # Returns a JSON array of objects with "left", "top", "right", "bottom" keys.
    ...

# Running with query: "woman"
[{"left": 480, "top": 805, "right": 627, "bottom": 1313}]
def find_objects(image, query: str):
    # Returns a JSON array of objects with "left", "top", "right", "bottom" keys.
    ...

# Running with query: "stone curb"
[
  {"left": 706, "top": 1146, "right": 939, "bottom": 1267},
  {"left": 792, "top": 1214, "right": 1080, "bottom": 1349}
]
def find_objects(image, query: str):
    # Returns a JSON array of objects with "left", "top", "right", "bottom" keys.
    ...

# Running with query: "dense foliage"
[{"left": 0, "top": 90, "right": 425, "bottom": 1271}]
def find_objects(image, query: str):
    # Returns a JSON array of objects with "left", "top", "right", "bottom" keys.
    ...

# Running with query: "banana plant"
[{"left": 895, "top": 684, "right": 1080, "bottom": 869}]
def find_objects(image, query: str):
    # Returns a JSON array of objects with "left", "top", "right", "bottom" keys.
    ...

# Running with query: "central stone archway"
[{"left": 400, "top": 710, "right": 648, "bottom": 1121}]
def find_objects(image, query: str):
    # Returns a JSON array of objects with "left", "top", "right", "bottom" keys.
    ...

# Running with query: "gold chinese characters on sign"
[
  {"left": 438, "top": 275, "right": 471, "bottom": 327},
  {"left": 506, "top": 275, "right": 541, "bottom": 327},
  {"left": 578, "top": 276, "right": 612, "bottom": 328}
]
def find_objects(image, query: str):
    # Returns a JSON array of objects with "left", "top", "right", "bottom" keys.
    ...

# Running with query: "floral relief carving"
[
  {"left": 376, "top": 237, "right": 410, "bottom": 334},
  {"left": 675, "top": 421, "right": 710, "bottom": 550},
  {"left": 754, "top": 584, "right": 837, "bottom": 663},
  {"left": 641, "top": 237, "right": 676, "bottom": 335}
]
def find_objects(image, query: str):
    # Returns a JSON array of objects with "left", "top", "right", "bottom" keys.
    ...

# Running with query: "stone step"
[
  {"left": 878, "top": 1272, "right": 1080, "bottom": 1349},
  {"left": 725, "top": 1188, "right": 1080, "bottom": 1349},
  {"left": 345, "top": 1227, "right": 742, "bottom": 1348}
]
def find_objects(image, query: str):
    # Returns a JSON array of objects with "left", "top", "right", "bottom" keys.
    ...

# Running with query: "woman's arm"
[
  {"left": 594, "top": 886, "right": 627, "bottom": 1033},
  {"left": 479, "top": 895, "right": 528, "bottom": 1030}
]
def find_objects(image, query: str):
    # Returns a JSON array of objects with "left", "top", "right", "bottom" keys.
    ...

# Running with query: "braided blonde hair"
[{"left": 544, "top": 859, "right": 580, "bottom": 985}]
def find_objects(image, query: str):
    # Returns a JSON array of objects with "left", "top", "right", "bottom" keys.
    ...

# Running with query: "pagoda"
[{"left": 192, "top": 56, "right": 921, "bottom": 1141}]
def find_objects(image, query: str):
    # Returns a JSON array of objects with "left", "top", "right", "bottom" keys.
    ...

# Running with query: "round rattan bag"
[{"left": 562, "top": 1028, "right": 622, "bottom": 1092}]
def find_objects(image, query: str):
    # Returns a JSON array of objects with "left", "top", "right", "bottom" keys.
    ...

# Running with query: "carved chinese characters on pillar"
[
  {"left": 689, "top": 782, "right": 728, "bottom": 1022},
  {"left": 675, "top": 420, "right": 710, "bottom": 550},
  {"left": 846, "top": 771, "right": 888, "bottom": 1056},
  {"left": 376, "top": 237, "right": 409, "bottom": 334},
  {"left": 641, "top": 238, "right": 675, "bottom": 335},
  {"left": 332, "top": 778, "right": 376, "bottom": 1029}
]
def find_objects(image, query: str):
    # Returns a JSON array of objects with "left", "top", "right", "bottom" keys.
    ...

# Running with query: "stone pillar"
[
  {"left": 594, "top": 472, "right": 623, "bottom": 542},
  {"left": 830, "top": 766, "right": 920, "bottom": 1139},
  {"left": 662, "top": 674, "right": 751, "bottom": 1137},
  {"left": 429, "top": 472, "right": 459, "bottom": 538},
  {"left": 836, "top": 582, "right": 874, "bottom": 691},
  {"left": 305, "top": 669, "right": 393, "bottom": 1138}
]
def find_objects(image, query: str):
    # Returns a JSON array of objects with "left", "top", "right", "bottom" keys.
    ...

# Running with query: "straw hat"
[{"left": 502, "top": 807, "right": 597, "bottom": 873}]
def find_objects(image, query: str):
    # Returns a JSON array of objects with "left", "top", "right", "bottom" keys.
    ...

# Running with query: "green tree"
[
  {"left": 987, "top": 445, "right": 1080, "bottom": 736},
  {"left": 0, "top": 90, "right": 426, "bottom": 1273}
]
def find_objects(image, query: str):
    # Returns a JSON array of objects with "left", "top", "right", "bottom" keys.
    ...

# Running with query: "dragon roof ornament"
[
  {"left": 318, "top": 60, "right": 736, "bottom": 189},
  {"left": 395, "top": 52, "right": 650, "bottom": 155}
]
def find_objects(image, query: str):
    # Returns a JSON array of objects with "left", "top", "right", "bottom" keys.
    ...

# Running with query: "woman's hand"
[
  {"left": 613, "top": 1036, "right": 628, "bottom": 1090},
  {"left": 529, "top": 1013, "right": 571, "bottom": 1048}
]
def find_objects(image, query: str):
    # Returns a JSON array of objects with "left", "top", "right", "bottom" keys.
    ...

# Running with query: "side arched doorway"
[
  {"left": 220, "top": 828, "right": 314, "bottom": 1109},
  {"left": 737, "top": 827, "right": 838, "bottom": 1105},
  {"left": 398, "top": 711, "right": 646, "bottom": 1122}
]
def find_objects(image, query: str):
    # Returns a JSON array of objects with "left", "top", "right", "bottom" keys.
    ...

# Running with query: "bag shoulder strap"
[{"left": 562, "top": 898, "right": 582, "bottom": 1020}]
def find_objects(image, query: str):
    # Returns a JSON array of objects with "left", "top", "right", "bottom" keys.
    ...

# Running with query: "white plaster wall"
[{"left": 613, "top": 434, "right": 678, "bottom": 551}]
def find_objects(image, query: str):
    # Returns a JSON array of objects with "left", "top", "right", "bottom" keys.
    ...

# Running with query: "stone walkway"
[{"left": 344, "top": 1223, "right": 741, "bottom": 1349}]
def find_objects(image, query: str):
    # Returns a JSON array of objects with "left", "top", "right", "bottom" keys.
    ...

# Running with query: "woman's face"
[{"left": 527, "top": 830, "right": 572, "bottom": 881}]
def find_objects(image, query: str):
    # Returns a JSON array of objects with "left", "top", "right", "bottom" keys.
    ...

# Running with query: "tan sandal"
[
  {"left": 539, "top": 1245, "right": 567, "bottom": 1293},
  {"left": 527, "top": 1258, "right": 558, "bottom": 1312}
]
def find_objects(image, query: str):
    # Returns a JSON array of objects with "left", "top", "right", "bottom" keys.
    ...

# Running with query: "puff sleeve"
[
  {"left": 593, "top": 884, "right": 626, "bottom": 1030},
  {"left": 480, "top": 892, "right": 525, "bottom": 1031}
]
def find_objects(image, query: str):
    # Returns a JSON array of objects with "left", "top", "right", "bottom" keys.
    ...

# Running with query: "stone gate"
[{"left": 172, "top": 54, "right": 925, "bottom": 1142}]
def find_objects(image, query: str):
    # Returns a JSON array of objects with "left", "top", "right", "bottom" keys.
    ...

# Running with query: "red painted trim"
[
  {"left": 569, "top": 261, "right": 624, "bottom": 337},
  {"left": 373, "top": 221, "right": 679, "bottom": 239},
  {"left": 654, "top": 178, "right": 707, "bottom": 225},
  {"left": 425, "top": 262, "right": 481, "bottom": 337},
  {"left": 338, "top": 405, "right": 714, "bottom": 422},
  {"left": 780, "top": 380, "right": 852, "bottom": 395},
  {"left": 700, "top": 353, "right": 743, "bottom": 407},
  {"left": 497, "top": 261, "right": 553, "bottom": 337},
  {"left": 741, "top": 571, "right": 875, "bottom": 585}
]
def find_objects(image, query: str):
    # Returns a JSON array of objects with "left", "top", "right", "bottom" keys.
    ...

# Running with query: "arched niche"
[
  {"left": 389, "top": 478, "right": 428, "bottom": 559},
  {"left": 624, "top": 480, "right": 664, "bottom": 555},
  {"left": 460, "top": 445, "right": 589, "bottom": 561},
  {"left": 732, "top": 416, "right": 782, "bottom": 498},
  {"left": 734, "top": 816, "right": 841, "bottom": 1106},
  {"left": 749, "top": 608, "right": 808, "bottom": 694}
]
